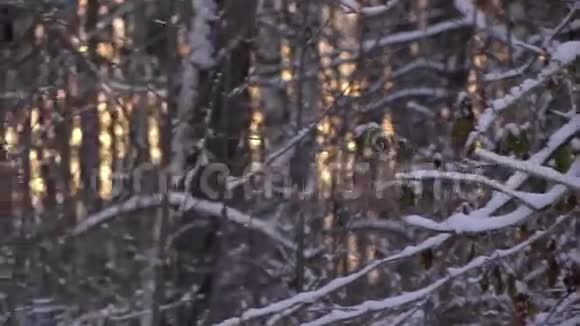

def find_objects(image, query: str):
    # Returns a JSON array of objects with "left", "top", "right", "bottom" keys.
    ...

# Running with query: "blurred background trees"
[{"left": 0, "top": 0, "right": 579, "bottom": 325}]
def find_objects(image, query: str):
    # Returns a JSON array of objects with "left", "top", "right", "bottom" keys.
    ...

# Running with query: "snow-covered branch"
[
  {"left": 301, "top": 214, "right": 572, "bottom": 326},
  {"left": 403, "top": 156, "right": 580, "bottom": 233},
  {"left": 347, "top": 219, "right": 410, "bottom": 238},
  {"left": 363, "top": 88, "right": 449, "bottom": 112},
  {"left": 337, "top": 0, "right": 400, "bottom": 17},
  {"left": 536, "top": 292, "right": 580, "bottom": 325},
  {"left": 467, "top": 41, "right": 580, "bottom": 149},
  {"left": 214, "top": 234, "right": 451, "bottom": 326},
  {"left": 544, "top": 5, "right": 579, "bottom": 47},
  {"left": 362, "top": 18, "right": 471, "bottom": 51},
  {"left": 400, "top": 113, "right": 580, "bottom": 233},
  {"left": 454, "top": 0, "right": 542, "bottom": 54},
  {"left": 71, "top": 193, "right": 296, "bottom": 251},
  {"left": 226, "top": 122, "right": 314, "bottom": 191},
  {"left": 396, "top": 170, "right": 545, "bottom": 210},
  {"left": 403, "top": 161, "right": 580, "bottom": 234},
  {"left": 478, "top": 114, "right": 580, "bottom": 216},
  {"left": 476, "top": 148, "right": 580, "bottom": 191},
  {"left": 483, "top": 59, "right": 534, "bottom": 82},
  {"left": 558, "top": 315, "right": 580, "bottom": 326},
  {"left": 392, "top": 59, "right": 455, "bottom": 78}
]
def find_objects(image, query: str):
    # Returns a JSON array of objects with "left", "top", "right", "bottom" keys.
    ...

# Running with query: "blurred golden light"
[
  {"left": 474, "top": 54, "right": 487, "bottom": 68},
  {"left": 468, "top": 83, "right": 478, "bottom": 94},
  {"left": 43, "top": 149, "right": 52, "bottom": 160},
  {"left": 71, "top": 128, "right": 82, "bottom": 147},
  {"left": 113, "top": 17, "right": 126, "bottom": 45},
  {"left": 252, "top": 111, "right": 264, "bottom": 125},
  {"left": 320, "top": 168, "right": 332, "bottom": 185},
  {"left": 347, "top": 234, "right": 359, "bottom": 272},
  {"left": 98, "top": 94, "right": 113, "bottom": 199},
  {"left": 115, "top": 104, "right": 129, "bottom": 160},
  {"left": 249, "top": 86, "right": 261, "bottom": 99},
  {"left": 99, "top": 166, "right": 113, "bottom": 200},
  {"left": 29, "top": 150, "right": 37, "bottom": 162},
  {"left": 148, "top": 114, "right": 162, "bottom": 165},
  {"left": 97, "top": 42, "right": 114, "bottom": 59},
  {"left": 339, "top": 52, "right": 355, "bottom": 77},
  {"left": 318, "top": 118, "right": 331, "bottom": 135},
  {"left": 249, "top": 136, "right": 262, "bottom": 150},
  {"left": 117, "top": 143, "right": 126, "bottom": 159},
  {"left": 29, "top": 149, "right": 46, "bottom": 207},
  {"left": 347, "top": 140, "right": 356, "bottom": 152},
  {"left": 150, "top": 148, "right": 162, "bottom": 165},
  {"left": 100, "top": 165, "right": 112, "bottom": 178},
  {"left": 318, "top": 40, "right": 334, "bottom": 66},
  {"left": 114, "top": 124, "right": 124, "bottom": 137},
  {"left": 30, "top": 109, "right": 40, "bottom": 132},
  {"left": 100, "top": 111, "right": 111, "bottom": 126},
  {"left": 70, "top": 157, "right": 80, "bottom": 172},
  {"left": 281, "top": 69, "right": 293, "bottom": 81},
  {"left": 382, "top": 114, "right": 395, "bottom": 137},
  {"left": 30, "top": 178, "right": 46, "bottom": 196},
  {"left": 99, "top": 133, "right": 112, "bottom": 148},
  {"left": 4, "top": 127, "right": 17, "bottom": 152},
  {"left": 70, "top": 115, "right": 83, "bottom": 195}
]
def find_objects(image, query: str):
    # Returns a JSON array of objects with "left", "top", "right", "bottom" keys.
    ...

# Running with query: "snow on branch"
[
  {"left": 544, "top": 5, "right": 579, "bottom": 47},
  {"left": 227, "top": 83, "right": 356, "bottom": 191},
  {"left": 476, "top": 149, "right": 580, "bottom": 191},
  {"left": 369, "top": 299, "right": 428, "bottom": 326},
  {"left": 402, "top": 114, "right": 580, "bottom": 233},
  {"left": 227, "top": 121, "right": 315, "bottom": 191},
  {"left": 406, "top": 167, "right": 575, "bottom": 234},
  {"left": 336, "top": 0, "right": 358, "bottom": 13},
  {"left": 337, "top": 0, "right": 400, "bottom": 17},
  {"left": 536, "top": 292, "right": 580, "bottom": 325},
  {"left": 403, "top": 158, "right": 580, "bottom": 233},
  {"left": 478, "top": 114, "right": 580, "bottom": 217},
  {"left": 467, "top": 42, "right": 580, "bottom": 149},
  {"left": 106, "top": 79, "right": 167, "bottom": 97},
  {"left": 396, "top": 170, "right": 545, "bottom": 210},
  {"left": 362, "top": 18, "right": 471, "bottom": 52},
  {"left": 71, "top": 194, "right": 167, "bottom": 235},
  {"left": 363, "top": 88, "right": 449, "bottom": 112},
  {"left": 71, "top": 193, "right": 296, "bottom": 251},
  {"left": 454, "top": 0, "right": 542, "bottom": 54},
  {"left": 392, "top": 59, "right": 448, "bottom": 78},
  {"left": 348, "top": 219, "right": 410, "bottom": 238},
  {"left": 560, "top": 316, "right": 580, "bottom": 326},
  {"left": 301, "top": 214, "right": 572, "bottom": 326},
  {"left": 483, "top": 59, "right": 534, "bottom": 82},
  {"left": 214, "top": 234, "right": 451, "bottom": 326}
]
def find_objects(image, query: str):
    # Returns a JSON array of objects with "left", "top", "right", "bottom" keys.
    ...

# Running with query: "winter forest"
[{"left": 0, "top": 0, "right": 580, "bottom": 325}]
